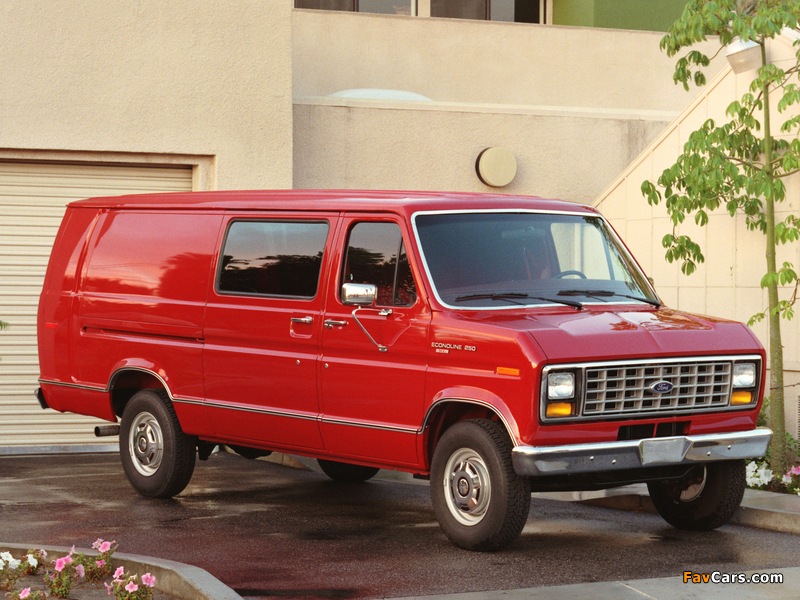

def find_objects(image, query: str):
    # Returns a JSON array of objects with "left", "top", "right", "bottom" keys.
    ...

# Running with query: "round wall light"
[{"left": 476, "top": 147, "right": 517, "bottom": 187}]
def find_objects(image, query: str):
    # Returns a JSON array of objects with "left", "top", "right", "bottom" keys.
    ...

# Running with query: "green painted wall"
[
  {"left": 553, "top": 0, "right": 594, "bottom": 28},
  {"left": 553, "top": 0, "right": 687, "bottom": 32}
]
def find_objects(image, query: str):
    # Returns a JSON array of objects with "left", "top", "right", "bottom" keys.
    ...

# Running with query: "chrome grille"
[{"left": 583, "top": 361, "right": 732, "bottom": 417}]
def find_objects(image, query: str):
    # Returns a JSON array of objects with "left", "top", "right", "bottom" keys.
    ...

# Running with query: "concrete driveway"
[{"left": 2, "top": 451, "right": 800, "bottom": 599}]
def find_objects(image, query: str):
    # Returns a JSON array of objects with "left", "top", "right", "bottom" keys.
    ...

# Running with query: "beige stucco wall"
[
  {"left": 594, "top": 37, "right": 800, "bottom": 439},
  {"left": 293, "top": 9, "right": 723, "bottom": 112},
  {"left": 294, "top": 98, "right": 672, "bottom": 202},
  {"left": 292, "top": 10, "right": 723, "bottom": 200},
  {"left": 0, "top": 0, "right": 293, "bottom": 190}
]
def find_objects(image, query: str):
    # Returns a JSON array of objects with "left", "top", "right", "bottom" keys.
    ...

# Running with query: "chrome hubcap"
[
  {"left": 679, "top": 466, "right": 707, "bottom": 502},
  {"left": 129, "top": 411, "right": 163, "bottom": 477},
  {"left": 443, "top": 448, "right": 491, "bottom": 526}
]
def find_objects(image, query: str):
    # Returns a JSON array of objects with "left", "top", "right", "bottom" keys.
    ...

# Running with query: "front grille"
[
  {"left": 540, "top": 355, "right": 761, "bottom": 422},
  {"left": 584, "top": 361, "right": 732, "bottom": 417}
]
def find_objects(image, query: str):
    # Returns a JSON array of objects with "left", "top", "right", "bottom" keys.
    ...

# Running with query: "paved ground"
[{"left": 2, "top": 451, "right": 800, "bottom": 600}]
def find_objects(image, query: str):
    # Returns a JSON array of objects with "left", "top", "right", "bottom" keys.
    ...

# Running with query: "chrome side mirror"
[
  {"left": 342, "top": 283, "right": 377, "bottom": 306},
  {"left": 341, "top": 283, "right": 389, "bottom": 352}
]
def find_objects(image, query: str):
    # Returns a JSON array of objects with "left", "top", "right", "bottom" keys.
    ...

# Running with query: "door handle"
[
  {"left": 324, "top": 319, "right": 348, "bottom": 329},
  {"left": 290, "top": 316, "right": 314, "bottom": 324}
]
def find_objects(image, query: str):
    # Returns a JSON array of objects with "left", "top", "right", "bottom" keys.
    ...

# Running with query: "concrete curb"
[
  {"left": 571, "top": 485, "right": 800, "bottom": 536},
  {"left": 0, "top": 543, "right": 243, "bottom": 600}
]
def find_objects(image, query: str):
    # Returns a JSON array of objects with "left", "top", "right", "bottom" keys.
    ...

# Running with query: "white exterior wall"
[
  {"left": 594, "top": 37, "right": 800, "bottom": 440},
  {"left": 0, "top": 0, "right": 293, "bottom": 450},
  {"left": 292, "top": 10, "right": 723, "bottom": 201},
  {"left": 0, "top": 0, "right": 293, "bottom": 190},
  {"left": 294, "top": 98, "right": 672, "bottom": 203},
  {"left": 293, "top": 9, "right": 720, "bottom": 111}
]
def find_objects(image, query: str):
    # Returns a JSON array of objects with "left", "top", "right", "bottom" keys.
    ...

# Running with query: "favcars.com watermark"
[{"left": 684, "top": 571, "right": 784, "bottom": 584}]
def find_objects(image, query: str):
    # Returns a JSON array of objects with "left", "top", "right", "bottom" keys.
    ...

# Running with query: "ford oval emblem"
[{"left": 650, "top": 380, "right": 674, "bottom": 394}]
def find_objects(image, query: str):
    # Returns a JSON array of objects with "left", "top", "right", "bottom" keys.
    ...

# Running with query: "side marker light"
[{"left": 496, "top": 367, "right": 520, "bottom": 377}]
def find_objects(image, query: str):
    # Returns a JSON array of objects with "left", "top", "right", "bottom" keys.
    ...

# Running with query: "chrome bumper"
[{"left": 511, "top": 428, "right": 773, "bottom": 476}]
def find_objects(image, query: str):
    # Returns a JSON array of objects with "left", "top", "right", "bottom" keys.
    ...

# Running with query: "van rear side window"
[{"left": 217, "top": 220, "right": 329, "bottom": 298}]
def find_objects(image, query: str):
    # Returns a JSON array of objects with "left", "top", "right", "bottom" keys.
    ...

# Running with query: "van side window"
[
  {"left": 218, "top": 220, "right": 329, "bottom": 298},
  {"left": 342, "top": 222, "right": 417, "bottom": 306}
]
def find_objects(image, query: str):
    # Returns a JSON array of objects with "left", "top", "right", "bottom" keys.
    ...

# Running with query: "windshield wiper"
[
  {"left": 455, "top": 292, "right": 583, "bottom": 310},
  {"left": 558, "top": 289, "right": 661, "bottom": 307}
]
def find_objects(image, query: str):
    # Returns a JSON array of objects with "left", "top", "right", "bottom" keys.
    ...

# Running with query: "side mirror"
[{"left": 342, "top": 283, "right": 377, "bottom": 306}]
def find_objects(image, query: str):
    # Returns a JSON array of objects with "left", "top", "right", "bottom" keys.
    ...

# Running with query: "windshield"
[{"left": 413, "top": 211, "right": 659, "bottom": 309}]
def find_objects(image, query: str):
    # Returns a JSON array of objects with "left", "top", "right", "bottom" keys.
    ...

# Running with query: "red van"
[{"left": 36, "top": 190, "right": 771, "bottom": 550}]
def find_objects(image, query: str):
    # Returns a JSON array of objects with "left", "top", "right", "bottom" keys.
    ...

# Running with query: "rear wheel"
[
  {"left": 317, "top": 459, "right": 380, "bottom": 483},
  {"left": 120, "top": 389, "right": 196, "bottom": 498},
  {"left": 430, "top": 419, "right": 531, "bottom": 551},
  {"left": 647, "top": 460, "right": 746, "bottom": 530}
]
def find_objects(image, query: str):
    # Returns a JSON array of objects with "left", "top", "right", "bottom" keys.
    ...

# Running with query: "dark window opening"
[
  {"left": 218, "top": 220, "right": 329, "bottom": 298},
  {"left": 295, "top": 0, "right": 414, "bottom": 15},
  {"left": 296, "top": 0, "right": 545, "bottom": 23},
  {"left": 342, "top": 222, "right": 417, "bottom": 306}
]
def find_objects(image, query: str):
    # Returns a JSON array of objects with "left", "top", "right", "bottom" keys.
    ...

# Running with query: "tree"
[{"left": 641, "top": 0, "right": 800, "bottom": 475}]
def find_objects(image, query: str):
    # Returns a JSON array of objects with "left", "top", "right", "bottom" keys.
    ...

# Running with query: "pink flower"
[
  {"left": 125, "top": 582, "right": 139, "bottom": 593},
  {"left": 789, "top": 465, "right": 800, "bottom": 476},
  {"left": 114, "top": 566, "right": 125, "bottom": 579},
  {"left": 54, "top": 556, "right": 71, "bottom": 572},
  {"left": 142, "top": 573, "right": 156, "bottom": 587},
  {"left": 19, "top": 589, "right": 30, "bottom": 599},
  {"left": 104, "top": 582, "right": 113, "bottom": 595},
  {"left": 76, "top": 564, "right": 85, "bottom": 578},
  {"left": 99, "top": 541, "right": 112, "bottom": 553},
  {"left": 96, "top": 559, "right": 106, "bottom": 567},
  {"left": 69, "top": 545, "right": 76, "bottom": 556},
  {"left": 92, "top": 538, "right": 104, "bottom": 550}
]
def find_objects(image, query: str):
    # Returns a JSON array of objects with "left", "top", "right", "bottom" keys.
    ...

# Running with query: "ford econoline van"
[{"left": 36, "top": 190, "right": 772, "bottom": 550}]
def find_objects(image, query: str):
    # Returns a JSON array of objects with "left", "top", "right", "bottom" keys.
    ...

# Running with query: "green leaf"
[
  {"left": 761, "top": 272, "right": 779, "bottom": 289},
  {"left": 695, "top": 210, "right": 709, "bottom": 226}
]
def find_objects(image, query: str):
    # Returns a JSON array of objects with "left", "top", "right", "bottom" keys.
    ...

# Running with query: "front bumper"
[{"left": 512, "top": 427, "right": 773, "bottom": 476}]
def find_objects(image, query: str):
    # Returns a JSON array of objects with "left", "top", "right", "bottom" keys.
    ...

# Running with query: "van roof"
[{"left": 69, "top": 189, "right": 599, "bottom": 217}]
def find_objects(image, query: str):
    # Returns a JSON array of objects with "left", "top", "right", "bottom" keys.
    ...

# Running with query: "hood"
[{"left": 504, "top": 307, "right": 762, "bottom": 363}]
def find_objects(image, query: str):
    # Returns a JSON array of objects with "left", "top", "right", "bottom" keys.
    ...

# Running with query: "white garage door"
[{"left": 0, "top": 161, "right": 193, "bottom": 452}]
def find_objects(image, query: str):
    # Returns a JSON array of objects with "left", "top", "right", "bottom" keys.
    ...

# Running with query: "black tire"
[
  {"left": 430, "top": 419, "right": 531, "bottom": 551},
  {"left": 317, "top": 459, "right": 380, "bottom": 483},
  {"left": 647, "top": 460, "right": 746, "bottom": 531},
  {"left": 119, "top": 388, "right": 196, "bottom": 498}
]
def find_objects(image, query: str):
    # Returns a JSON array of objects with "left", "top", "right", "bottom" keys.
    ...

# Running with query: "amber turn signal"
[
  {"left": 731, "top": 391, "right": 753, "bottom": 405},
  {"left": 545, "top": 402, "right": 574, "bottom": 418},
  {"left": 496, "top": 366, "right": 520, "bottom": 377}
]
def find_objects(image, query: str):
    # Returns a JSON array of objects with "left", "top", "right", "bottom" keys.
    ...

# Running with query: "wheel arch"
[
  {"left": 108, "top": 366, "right": 174, "bottom": 418},
  {"left": 421, "top": 393, "right": 520, "bottom": 470}
]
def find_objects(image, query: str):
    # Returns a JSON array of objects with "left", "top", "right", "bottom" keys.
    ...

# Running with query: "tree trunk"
[{"left": 762, "top": 42, "right": 787, "bottom": 476}]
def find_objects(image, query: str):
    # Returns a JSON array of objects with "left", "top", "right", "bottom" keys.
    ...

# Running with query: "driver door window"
[{"left": 342, "top": 221, "right": 417, "bottom": 306}]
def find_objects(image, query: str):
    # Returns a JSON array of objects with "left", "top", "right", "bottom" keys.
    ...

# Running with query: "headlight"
[
  {"left": 547, "top": 372, "right": 575, "bottom": 400},
  {"left": 733, "top": 363, "right": 756, "bottom": 389}
]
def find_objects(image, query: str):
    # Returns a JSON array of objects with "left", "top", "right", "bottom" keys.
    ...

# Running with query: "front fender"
[{"left": 423, "top": 386, "right": 521, "bottom": 446}]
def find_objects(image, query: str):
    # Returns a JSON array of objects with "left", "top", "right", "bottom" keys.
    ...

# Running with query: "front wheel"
[
  {"left": 430, "top": 419, "right": 531, "bottom": 551},
  {"left": 647, "top": 460, "right": 746, "bottom": 531},
  {"left": 120, "top": 389, "right": 196, "bottom": 498}
]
